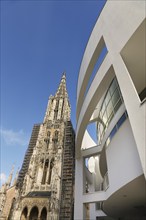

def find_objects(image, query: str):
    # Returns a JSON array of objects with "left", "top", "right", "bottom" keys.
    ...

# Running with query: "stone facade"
[
  {"left": 0, "top": 166, "right": 17, "bottom": 220},
  {"left": 0, "top": 74, "right": 75, "bottom": 220},
  {"left": 1, "top": 186, "right": 16, "bottom": 220}
]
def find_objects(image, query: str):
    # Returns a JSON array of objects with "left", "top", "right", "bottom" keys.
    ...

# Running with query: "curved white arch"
[{"left": 75, "top": 1, "right": 146, "bottom": 219}]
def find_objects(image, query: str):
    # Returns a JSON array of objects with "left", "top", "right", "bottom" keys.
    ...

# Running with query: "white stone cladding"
[{"left": 75, "top": 1, "right": 146, "bottom": 219}]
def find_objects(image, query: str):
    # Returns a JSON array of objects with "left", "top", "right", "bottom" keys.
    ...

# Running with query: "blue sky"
[{"left": 0, "top": 0, "right": 106, "bottom": 185}]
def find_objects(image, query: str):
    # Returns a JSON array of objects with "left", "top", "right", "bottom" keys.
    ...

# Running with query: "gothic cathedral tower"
[{"left": 11, "top": 74, "right": 75, "bottom": 220}]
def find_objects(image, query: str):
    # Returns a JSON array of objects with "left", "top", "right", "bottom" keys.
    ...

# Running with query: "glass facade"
[
  {"left": 105, "top": 111, "right": 128, "bottom": 147},
  {"left": 97, "top": 78, "right": 123, "bottom": 144}
]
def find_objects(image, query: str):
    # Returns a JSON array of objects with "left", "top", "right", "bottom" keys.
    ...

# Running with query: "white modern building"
[{"left": 74, "top": 1, "right": 146, "bottom": 219}]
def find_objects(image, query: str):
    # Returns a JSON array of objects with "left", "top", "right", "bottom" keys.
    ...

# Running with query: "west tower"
[{"left": 10, "top": 74, "right": 75, "bottom": 220}]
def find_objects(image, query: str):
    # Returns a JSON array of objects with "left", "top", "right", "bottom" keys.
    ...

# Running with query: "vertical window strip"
[{"left": 97, "top": 78, "right": 124, "bottom": 144}]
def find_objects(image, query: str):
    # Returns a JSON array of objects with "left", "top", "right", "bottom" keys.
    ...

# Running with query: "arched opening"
[
  {"left": 29, "top": 206, "right": 38, "bottom": 220},
  {"left": 47, "top": 131, "right": 51, "bottom": 137},
  {"left": 53, "top": 130, "right": 58, "bottom": 150},
  {"left": 42, "top": 159, "right": 49, "bottom": 184},
  {"left": 54, "top": 130, "right": 58, "bottom": 139},
  {"left": 8, "top": 198, "right": 16, "bottom": 220},
  {"left": 40, "top": 207, "right": 47, "bottom": 220},
  {"left": 44, "top": 131, "right": 50, "bottom": 150},
  {"left": 20, "top": 207, "right": 28, "bottom": 220},
  {"left": 54, "top": 100, "right": 59, "bottom": 120},
  {"left": 48, "top": 159, "right": 54, "bottom": 184}
]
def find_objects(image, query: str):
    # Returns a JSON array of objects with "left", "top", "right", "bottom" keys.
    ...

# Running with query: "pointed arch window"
[
  {"left": 40, "top": 207, "right": 47, "bottom": 220},
  {"left": 52, "top": 130, "right": 58, "bottom": 151},
  {"left": 47, "top": 131, "right": 51, "bottom": 137},
  {"left": 54, "top": 109, "right": 58, "bottom": 120},
  {"left": 44, "top": 131, "right": 51, "bottom": 149},
  {"left": 48, "top": 159, "right": 54, "bottom": 185},
  {"left": 54, "top": 100, "right": 59, "bottom": 120},
  {"left": 60, "top": 99, "right": 64, "bottom": 119},
  {"left": 56, "top": 99, "right": 59, "bottom": 109},
  {"left": 52, "top": 130, "right": 59, "bottom": 142},
  {"left": 54, "top": 130, "right": 58, "bottom": 140},
  {"left": 42, "top": 159, "right": 49, "bottom": 184}
]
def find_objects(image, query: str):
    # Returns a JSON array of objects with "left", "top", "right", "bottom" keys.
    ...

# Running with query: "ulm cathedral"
[{"left": 0, "top": 74, "right": 75, "bottom": 220}]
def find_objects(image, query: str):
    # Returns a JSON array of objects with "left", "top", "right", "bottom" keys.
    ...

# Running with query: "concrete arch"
[
  {"left": 75, "top": 1, "right": 146, "bottom": 219},
  {"left": 76, "top": 0, "right": 146, "bottom": 176}
]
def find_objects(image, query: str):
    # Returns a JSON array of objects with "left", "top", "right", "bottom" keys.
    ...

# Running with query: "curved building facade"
[{"left": 74, "top": 1, "right": 146, "bottom": 219}]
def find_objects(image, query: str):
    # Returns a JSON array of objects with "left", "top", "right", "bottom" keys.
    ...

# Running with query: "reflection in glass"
[
  {"left": 105, "top": 93, "right": 110, "bottom": 106},
  {"left": 112, "top": 88, "right": 120, "bottom": 107},
  {"left": 100, "top": 103, "right": 106, "bottom": 116},
  {"left": 109, "top": 78, "right": 117, "bottom": 95},
  {"left": 97, "top": 78, "right": 123, "bottom": 144},
  {"left": 106, "top": 101, "right": 113, "bottom": 118},
  {"left": 102, "top": 111, "right": 108, "bottom": 125}
]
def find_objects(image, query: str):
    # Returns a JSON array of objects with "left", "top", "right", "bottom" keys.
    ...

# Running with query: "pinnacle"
[
  {"left": 6, "top": 164, "right": 15, "bottom": 187},
  {"left": 55, "top": 72, "right": 68, "bottom": 98},
  {"left": 62, "top": 71, "right": 66, "bottom": 78}
]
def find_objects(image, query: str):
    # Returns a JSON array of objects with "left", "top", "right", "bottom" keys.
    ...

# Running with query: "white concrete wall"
[
  {"left": 76, "top": 0, "right": 145, "bottom": 174},
  {"left": 106, "top": 119, "right": 143, "bottom": 196},
  {"left": 75, "top": 1, "right": 146, "bottom": 219}
]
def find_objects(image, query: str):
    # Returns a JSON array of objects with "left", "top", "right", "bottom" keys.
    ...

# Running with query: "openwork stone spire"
[
  {"left": 55, "top": 72, "right": 68, "bottom": 98},
  {"left": 44, "top": 73, "right": 71, "bottom": 123}
]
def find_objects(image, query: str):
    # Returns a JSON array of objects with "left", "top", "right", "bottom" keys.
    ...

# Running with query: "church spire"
[
  {"left": 44, "top": 72, "right": 70, "bottom": 123},
  {"left": 55, "top": 72, "right": 68, "bottom": 98}
]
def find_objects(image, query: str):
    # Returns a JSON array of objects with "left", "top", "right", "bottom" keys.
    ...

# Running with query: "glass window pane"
[
  {"left": 109, "top": 79, "right": 118, "bottom": 95},
  {"left": 105, "top": 92, "right": 111, "bottom": 106},
  {"left": 97, "top": 77, "right": 125, "bottom": 144},
  {"left": 107, "top": 111, "right": 114, "bottom": 125},
  {"left": 114, "top": 98, "right": 122, "bottom": 114},
  {"left": 106, "top": 101, "right": 113, "bottom": 119},
  {"left": 102, "top": 111, "right": 108, "bottom": 125},
  {"left": 100, "top": 103, "right": 106, "bottom": 116},
  {"left": 118, "top": 87, "right": 123, "bottom": 101},
  {"left": 112, "top": 88, "right": 120, "bottom": 107}
]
